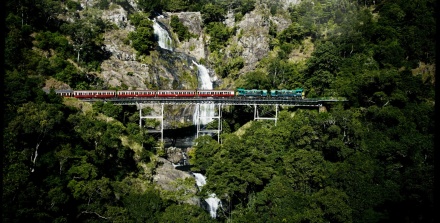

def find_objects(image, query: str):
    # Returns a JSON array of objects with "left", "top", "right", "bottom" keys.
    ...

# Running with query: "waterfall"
[
  {"left": 193, "top": 173, "right": 221, "bottom": 218},
  {"left": 153, "top": 18, "right": 173, "bottom": 51},
  {"left": 192, "top": 61, "right": 215, "bottom": 125}
]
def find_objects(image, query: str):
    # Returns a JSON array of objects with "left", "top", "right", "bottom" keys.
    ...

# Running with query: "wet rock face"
[
  {"left": 89, "top": 0, "right": 303, "bottom": 88},
  {"left": 153, "top": 157, "right": 192, "bottom": 191},
  {"left": 166, "top": 147, "right": 185, "bottom": 164},
  {"left": 160, "top": 12, "right": 206, "bottom": 61},
  {"left": 152, "top": 157, "right": 200, "bottom": 206}
]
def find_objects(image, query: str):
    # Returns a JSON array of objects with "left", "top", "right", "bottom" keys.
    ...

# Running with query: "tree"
[
  {"left": 283, "top": 149, "right": 328, "bottom": 193},
  {"left": 241, "top": 70, "right": 270, "bottom": 90},
  {"left": 61, "top": 16, "right": 110, "bottom": 67},
  {"left": 201, "top": 3, "right": 225, "bottom": 24},
  {"left": 138, "top": 0, "right": 164, "bottom": 15},
  {"left": 191, "top": 135, "right": 221, "bottom": 172},
  {"left": 205, "top": 22, "right": 233, "bottom": 52},
  {"left": 195, "top": 130, "right": 274, "bottom": 208},
  {"left": 128, "top": 16, "right": 156, "bottom": 55},
  {"left": 6, "top": 102, "right": 64, "bottom": 172},
  {"left": 159, "top": 204, "right": 213, "bottom": 223},
  {"left": 170, "top": 15, "right": 192, "bottom": 41},
  {"left": 278, "top": 22, "right": 306, "bottom": 45},
  {"left": 123, "top": 189, "right": 164, "bottom": 222}
]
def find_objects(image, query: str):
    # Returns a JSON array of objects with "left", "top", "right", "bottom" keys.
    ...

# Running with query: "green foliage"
[
  {"left": 205, "top": 22, "right": 233, "bottom": 52},
  {"left": 170, "top": 15, "right": 193, "bottom": 41},
  {"left": 3, "top": 0, "right": 435, "bottom": 222},
  {"left": 159, "top": 203, "right": 213, "bottom": 223},
  {"left": 278, "top": 22, "right": 306, "bottom": 45},
  {"left": 195, "top": 131, "right": 275, "bottom": 205},
  {"left": 96, "top": 0, "right": 110, "bottom": 10},
  {"left": 122, "top": 189, "right": 164, "bottom": 222},
  {"left": 235, "top": 0, "right": 256, "bottom": 15},
  {"left": 66, "top": 0, "right": 82, "bottom": 11},
  {"left": 60, "top": 16, "right": 110, "bottom": 68},
  {"left": 212, "top": 47, "right": 245, "bottom": 79},
  {"left": 191, "top": 136, "right": 221, "bottom": 172},
  {"left": 161, "top": 177, "right": 197, "bottom": 202},
  {"left": 35, "top": 31, "right": 72, "bottom": 57},
  {"left": 137, "top": 0, "right": 164, "bottom": 14},
  {"left": 128, "top": 13, "right": 156, "bottom": 55},
  {"left": 129, "top": 12, "right": 151, "bottom": 27},
  {"left": 201, "top": 3, "right": 226, "bottom": 24},
  {"left": 257, "top": 56, "right": 305, "bottom": 89}
]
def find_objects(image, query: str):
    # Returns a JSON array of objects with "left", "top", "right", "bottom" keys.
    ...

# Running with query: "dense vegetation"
[{"left": 4, "top": 0, "right": 435, "bottom": 223}]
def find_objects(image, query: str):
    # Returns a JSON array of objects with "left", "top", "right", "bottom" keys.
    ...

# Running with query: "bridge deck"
[{"left": 80, "top": 97, "right": 346, "bottom": 106}]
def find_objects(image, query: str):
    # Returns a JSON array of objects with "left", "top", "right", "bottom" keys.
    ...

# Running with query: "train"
[{"left": 45, "top": 88, "right": 305, "bottom": 99}]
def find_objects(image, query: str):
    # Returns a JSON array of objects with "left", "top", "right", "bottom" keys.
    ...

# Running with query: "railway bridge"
[{"left": 80, "top": 97, "right": 347, "bottom": 143}]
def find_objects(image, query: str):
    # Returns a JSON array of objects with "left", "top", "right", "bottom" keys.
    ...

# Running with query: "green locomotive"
[
  {"left": 236, "top": 88, "right": 304, "bottom": 99},
  {"left": 270, "top": 88, "right": 304, "bottom": 98},
  {"left": 236, "top": 88, "right": 268, "bottom": 97}
]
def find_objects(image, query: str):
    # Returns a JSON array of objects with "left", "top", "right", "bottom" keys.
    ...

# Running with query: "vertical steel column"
[
  {"left": 253, "top": 104, "right": 278, "bottom": 125},
  {"left": 160, "top": 103, "right": 164, "bottom": 143},
  {"left": 217, "top": 104, "right": 222, "bottom": 143},
  {"left": 138, "top": 103, "right": 164, "bottom": 143},
  {"left": 254, "top": 104, "right": 258, "bottom": 120},
  {"left": 196, "top": 103, "right": 200, "bottom": 139},
  {"left": 195, "top": 103, "right": 222, "bottom": 143}
]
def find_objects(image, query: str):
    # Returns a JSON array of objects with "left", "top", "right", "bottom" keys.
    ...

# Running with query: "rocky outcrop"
[
  {"left": 153, "top": 157, "right": 192, "bottom": 190},
  {"left": 152, "top": 157, "right": 200, "bottom": 205},
  {"left": 100, "top": 60, "right": 150, "bottom": 89},
  {"left": 101, "top": 4, "right": 132, "bottom": 30},
  {"left": 281, "top": 0, "right": 302, "bottom": 9},
  {"left": 160, "top": 12, "right": 206, "bottom": 61},
  {"left": 166, "top": 147, "right": 187, "bottom": 164},
  {"left": 232, "top": 8, "right": 272, "bottom": 73}
]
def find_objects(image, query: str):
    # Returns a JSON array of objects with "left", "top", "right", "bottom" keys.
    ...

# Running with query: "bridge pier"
[
  {"left": 254, "top": 104, "right": 279, "bottom": 126},
  {"left": 196, "top": 104, "right": 222, "bottom": 143},
  {"left": 138, "top": 103, "right": 164, "bottom": 143}
]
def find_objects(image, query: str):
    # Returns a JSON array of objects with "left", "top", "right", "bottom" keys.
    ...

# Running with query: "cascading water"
[
  {"left": 192, "top": 61, "right": 215, "bottom": 125},
  {"left": 193, "top": 173, "right": 221, "bottom": 218},
  {"left": 153, "top": 18, "right": 173, "bottom": 51},
  {"left": 151, "top": 16, "right": 220, "bottom": 217}
]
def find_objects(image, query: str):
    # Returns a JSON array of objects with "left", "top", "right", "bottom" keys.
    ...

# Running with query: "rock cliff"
[{"left": 84, "top": 1, "right": 302, "bottom": 89}]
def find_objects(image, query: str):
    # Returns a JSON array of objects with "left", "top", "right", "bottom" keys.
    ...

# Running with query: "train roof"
[
  {"left": 73, "top": 90, "right": 116, "bottom": 92},
  {"left": 271, "top": 88, "right": 303, "bottom": 91}
]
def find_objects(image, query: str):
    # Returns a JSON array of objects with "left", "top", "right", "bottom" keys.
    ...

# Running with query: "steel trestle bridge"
[
  {"left": 80, "top": 97, "right": 347, "bottom": 143},
  {"left": 80, "top": 97, "right": 344, "bottom": 106}
]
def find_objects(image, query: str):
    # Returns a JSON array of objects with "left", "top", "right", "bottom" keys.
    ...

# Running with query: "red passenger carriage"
[
  {"left": 73, "top": 90, "right": 117, "bottom": 98},
  {"left": 197, "top": 90, "right": 235, "bottom": 97},
  {"left": 157, "top": 90, "right": 197, "bottom": 97},
  {"left": 117, "top": 90, "right": 157, "bottom": 98}
]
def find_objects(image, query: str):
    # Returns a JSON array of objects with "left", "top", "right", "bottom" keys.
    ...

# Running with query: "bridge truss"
[{"left": 80, "top": 97, "right": 345, "bottom": 143}]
